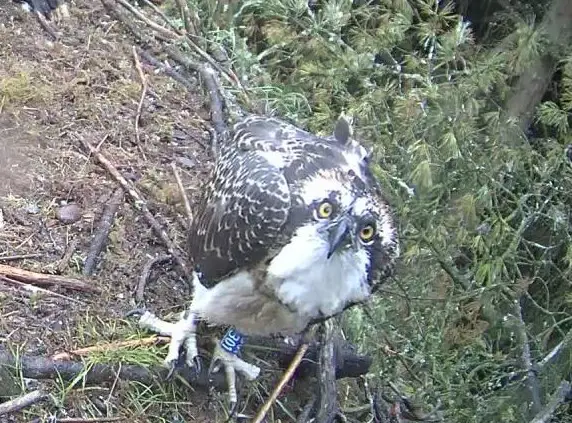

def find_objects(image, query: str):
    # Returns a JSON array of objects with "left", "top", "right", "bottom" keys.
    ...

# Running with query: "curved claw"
[
  {"left": 124, "top": 308, "right": 147, "bottom": 318},
  {"left": 208, "top": 354, "right": 222, "bottom": 376},
  {"left": 191, "top": 354, "right": 203, "bottom": 375},
  {"left": 165, "top": 361, "right": 177, "bottom": 380}
]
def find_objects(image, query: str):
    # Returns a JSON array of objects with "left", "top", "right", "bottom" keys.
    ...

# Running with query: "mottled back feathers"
[{"left": 188, "top": 115, "right": 396, "bottom": 287}]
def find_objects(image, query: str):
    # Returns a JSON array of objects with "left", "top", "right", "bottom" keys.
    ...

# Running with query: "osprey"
[{"left": 138, "top": 114, "right": 399, "bottom": 404}]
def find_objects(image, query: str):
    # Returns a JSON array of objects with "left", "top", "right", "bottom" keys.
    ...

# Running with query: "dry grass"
[{"left": 0, "top": 1, "right": 222, "bottom": 421}]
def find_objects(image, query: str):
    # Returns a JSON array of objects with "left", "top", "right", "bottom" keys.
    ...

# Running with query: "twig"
[
  {"left": 0, "top": 264, "right": 99, "bottom": 293},
  {"left": 529, "top": 381, "right": 572, "bottom": 423},
  {"left": 55, "top": 418, "right": 123, "bottom": 423},
  {"left": 174, "top": 0, "right": 195, "bottom": 35},
  {"left": 171, "top": 163, "right": 193, "bottom": 227},
  {"left": 0, "top": 253, "right": 42, "bottom": 261},
  {"left": 136, "top": 48, "right": 196, "bottom": 92},
  {"left": 297, "top": 395, "right": 317, "bottom": 423},
  {"left": 0, "top": 389, "right": 49, "bottom": 416},
  {"left": 0, "top": 334, "right": 368, "bottom": 393},
  {"left": 83, "top": 187, "right": 125, "bottom": 276},
  {"left": 165, "top": 46, "right": 228, "bottom": 155},
  {"left": 0, "top": 276, "right": 86, "bottom": 305},
  {"left": 113, "top": 0, "right": 179, "bottom": 39},
  {"left": 132, "top": 46, "right": 148, "bottom": 156},
  {"left": 51, "top": 335, "right": 170, "bottom": 361},
  {"left": 77, "top": 137, "right": 192, "bottom": 282},
  {"left": 316, "top": 320, "right": 338, "bottom": 423},
  {"left": 538, "top": 329, "right": 572, "bottom": 370},
  {"left": 252, "top": 327, "right": 317, "bottom": 423},
  {"left": 57, "top": 238, "right": 80, "bottom": 274},
  {"left": 135, "top": 254, "right": 171, "bottom": 303},
  {"left": 140, "top": 0, "right": 184, "bottom": 35},
  {"left": 33, "top": 11, "right": 59, "bottom": 40},
  {"left": 514, "top": 297, "right": 543, "bottom": 415}
]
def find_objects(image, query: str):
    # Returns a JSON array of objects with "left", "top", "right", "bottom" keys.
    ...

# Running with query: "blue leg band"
[{"left": 220, "top": 327, "right": 245, "bottom": 355}]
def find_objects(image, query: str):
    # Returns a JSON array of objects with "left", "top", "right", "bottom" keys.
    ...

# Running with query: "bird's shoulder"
[
  {"left": 231, "top": 114, "right": 358, "bottom": 182},
  {"left": 188, "top": 129, "right": 293, "bottom": 284}
]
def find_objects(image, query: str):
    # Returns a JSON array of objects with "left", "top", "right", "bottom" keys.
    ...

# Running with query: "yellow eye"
[
  {"left": 359, "top": 224, "right": 375, "bottom": 242},
  {"left": 316, "top": 201, "right": 333, "bottom": 219}
]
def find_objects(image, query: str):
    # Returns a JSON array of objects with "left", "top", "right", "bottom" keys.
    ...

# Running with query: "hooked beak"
[{"left": 327, "top": 218, "right": 351, "bottom": 259}]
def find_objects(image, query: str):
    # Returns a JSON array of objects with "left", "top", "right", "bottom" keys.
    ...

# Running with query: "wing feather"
[{"left": 188, "top": 114, "right": 369, "bottom": 285}]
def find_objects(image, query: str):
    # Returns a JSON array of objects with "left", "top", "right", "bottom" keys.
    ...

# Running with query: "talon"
[
  {"left": 208, "top": 356, "right": 221, "bottom": 376},
  {"left": 192, "top": 355, "right": 203, "bottom": 374},
  {"left": 165, "top": 362, "right": 177, "bottom": 380}
]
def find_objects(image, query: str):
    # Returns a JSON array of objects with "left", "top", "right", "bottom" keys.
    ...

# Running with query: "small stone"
[
  {"left": 176, "top": 156, "right": 196, "bottom": 169},
  {"left": 25, "top": 203, "right": 40, "bottom": 214},
  {"left": 55, "top": 204, "right": 81, "bottom": 224}
]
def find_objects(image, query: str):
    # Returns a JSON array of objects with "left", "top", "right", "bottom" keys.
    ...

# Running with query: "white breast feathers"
[{"left": 266, "top": 224, "right": 371, "bottom": 318}]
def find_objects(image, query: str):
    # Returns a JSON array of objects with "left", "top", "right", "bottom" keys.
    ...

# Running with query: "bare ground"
[{"left": 0, "top": 1, "right": 225, "bottom": 421}]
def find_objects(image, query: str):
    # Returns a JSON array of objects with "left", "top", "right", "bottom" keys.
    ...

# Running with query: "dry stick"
[
  {"left": 113, "top": 0, "right": 179, "bottom": 39},
  {"left": 140, "top": 0, "right": 184, "bottom": 36},
  {"left": 165, "top": 46, "right": 228, "bottom": 156},
  {"left": 174, "top": 0, "right": 195, "bottom": 35},
  {"left": 55, "top": 418, "right": 123, "bottom": 423},
  {"left": 296, "top": 395, "right": 317, "bottom": 423},
  {"left": 181, "top": 37, "right": 244, "bottom": 90},
  {"left": 529, "top": 381, "right": 572, "bottom": 423},
  {"left": 0, "top": 276, "right": 86, "bottom": 305},
  {"left": 33, "top": 11, "right": 59, "bottom": 40},
  {"left": 135, "top": 254, "right": 171, "bottom": 303},
  {"left": 57, "top": 238, "right": 80, "bottom": 274},
  {"left": 171, "top": 163, "right": 193, "bottom": 227},
  {"left": 0, "top": 389, "right": 49, "bottom": 416},
  {"left": 101, "top": 0, "right": 170, "bottom": 44},
  {"left": 514, "top": 297, "right": 543, "bottom": 415},
  {"left": 0, "top": 338, "right": 367, "bottom": 394},
  {"left": 118, "top": 0, "right": 239, "bottom": 90},
  {"left": 252, "top": 343, "right": 311, "bottom": 423},
  {"left": 0, "top": 263, "right": 99, "bottom": 293},
  {"left": 315, "top": 321, "right": 338, "bottom": 423},
  {"left": 538, "top": 329, "right": 572, "bottom": 370},
  {"left": 136, "top": 48, "right": 196, "bottom": 91},
  {"left": 253, "top": 326, "right": 318, "bottom": 423},
  {"left": 78, "top": 138, "right": 192, "bottom": 282},
  {"left": 51, "top": 335, "right": 170, "bottom": 361},
  {"left": 132, "top": 46, "right": 148, "bottom": 157},
  {"left": 0, "top": 253, "right": 42, "bottom": 261},
  {"left": 83, "top": 187, "right": 125, "bottom": 276}
]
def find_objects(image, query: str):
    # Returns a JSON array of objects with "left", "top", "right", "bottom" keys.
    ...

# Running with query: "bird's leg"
[
  {"left": 210, "top": 328, "right": 261, "bottom": 405},
  {"left": 137, "top": 309, "right": 199, "bottom": 373}
]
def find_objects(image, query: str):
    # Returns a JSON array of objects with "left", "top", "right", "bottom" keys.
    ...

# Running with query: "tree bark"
[
  {"left": 0, "top": 337, "right": 371, "bottom": 393},
  {"left": 505, "top": 0, "right": 572, "bottom": 131}
]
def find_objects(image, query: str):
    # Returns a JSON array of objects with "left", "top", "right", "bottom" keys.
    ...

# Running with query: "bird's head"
[
  {"left": 296, "top": 168, "right": 397, "bottom": 273},
  {"left": 290, "top": 155, "right": 398, "bottom": 287}
]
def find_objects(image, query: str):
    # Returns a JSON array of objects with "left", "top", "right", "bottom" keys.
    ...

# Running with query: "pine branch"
[
  {"left": 505, "top": 0, "right": 572, "bottom": 131},
  {"left": 529, "top": 381, "right": 572, "bottom": 423}
]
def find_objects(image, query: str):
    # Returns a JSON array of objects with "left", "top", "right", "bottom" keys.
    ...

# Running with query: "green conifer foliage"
[{"left": 175, "top": 0, "right": 572, "bottom": 420}]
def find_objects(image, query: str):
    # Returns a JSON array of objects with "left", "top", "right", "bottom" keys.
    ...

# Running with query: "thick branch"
[
  {"left": 0, "top": 390, "right": 49, "bottom": 416},
  {"left": 505, "top": 0, "right": 572, "bottom": 130},
  {"left": 0, "top": 337, "right": 370, "bottom": 392},
  {"left": 0, "top": 264, "right": 99, "bottom": 293},
  {"left": 529, "top": 381, "right": 572, "bottom": 423},
  {"left": 83, "top": 187, "right": 124, "bottom": 276},
  {"left": 315, "top": 321, "right": 338, "bottom": 423},
  {"left": 514, "top": 297, "right": 543, "bottom": 415}
]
